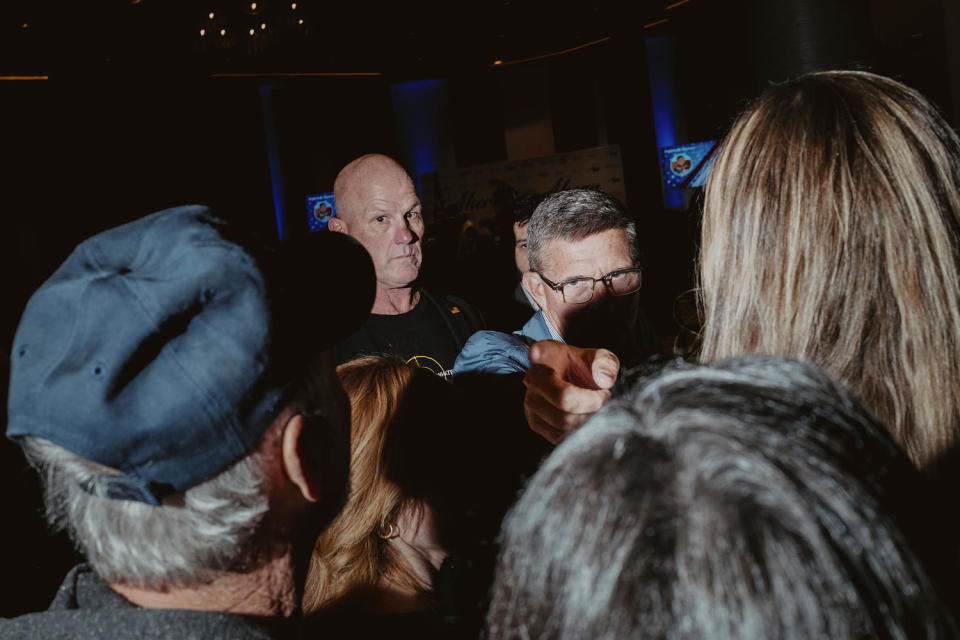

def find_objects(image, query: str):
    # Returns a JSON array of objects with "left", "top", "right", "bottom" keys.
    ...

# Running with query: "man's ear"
[
  {"left": 281, "top": 413, "right": 323, "bottom": 503},
  {"left": 523, "top": 271, "right": 549, "bottom": 310},
  {"left": 327, "top": 217, "right": 346, "bottom": 234}
]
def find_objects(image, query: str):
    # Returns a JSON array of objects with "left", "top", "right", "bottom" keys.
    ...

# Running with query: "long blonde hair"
[
  {"left": 302, "top": 356, "right": 429, "bottom": 614},
  {"left": 699, "top": 70, "right": 960, "bottom": 470}
]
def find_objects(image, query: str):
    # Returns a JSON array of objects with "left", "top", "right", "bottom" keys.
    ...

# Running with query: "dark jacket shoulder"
[{"left": 0, "top": 565, "right": 286, "bottom": 640}]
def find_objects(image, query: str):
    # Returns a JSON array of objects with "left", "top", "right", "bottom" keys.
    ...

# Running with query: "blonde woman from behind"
[{"left": 699, "top": 70, "right": 960, "bottom": 473}]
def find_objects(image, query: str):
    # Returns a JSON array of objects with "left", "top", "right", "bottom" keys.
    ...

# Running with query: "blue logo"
[
  {"left": 306, "top": 193, "right": 336, "bottom": 232},
  {"left": 659, "top": 140, "right": 719, "bottom": 190}
]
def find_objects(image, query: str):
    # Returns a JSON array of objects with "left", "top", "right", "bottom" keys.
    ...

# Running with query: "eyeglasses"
[{"left": 537, "top": 267, "right": 642, "bottom": 304}]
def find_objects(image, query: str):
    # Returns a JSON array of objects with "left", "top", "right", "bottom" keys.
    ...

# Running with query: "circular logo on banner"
[
  {"left": 313, "top": 202, "right": 333, "bottom": 223},
  {"left": 670, "top": 154, "right": 692, "bottom": 177}
]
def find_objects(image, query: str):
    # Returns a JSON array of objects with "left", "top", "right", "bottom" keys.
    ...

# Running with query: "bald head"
[
  {"left": 330, "top": 154, "right": 424, "bottom": 291},
  {"left": 333, "top": 154, "right": 415, "bottom": 226}
]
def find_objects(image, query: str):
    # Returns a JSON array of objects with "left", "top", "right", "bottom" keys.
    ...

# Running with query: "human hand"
[{"left": 522, "top": 340, "right": 619, "bottom": 444}]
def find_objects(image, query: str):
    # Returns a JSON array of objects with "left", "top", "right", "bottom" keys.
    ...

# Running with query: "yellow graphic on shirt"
[{"left": 406, "top": 354, "right": 452, "bottom": 378}]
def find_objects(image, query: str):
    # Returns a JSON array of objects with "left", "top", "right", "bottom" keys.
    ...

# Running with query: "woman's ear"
[{"left": 523, "top": 271, "right": 549, "bottom": 310}]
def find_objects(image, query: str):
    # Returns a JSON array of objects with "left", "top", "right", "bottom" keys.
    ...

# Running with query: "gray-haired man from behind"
[
  {"left": 488, "top": 356, "right": 960, "bottom": 639},
  {"left": 2, "top": 206, "right": 375, "bottom": 638}
]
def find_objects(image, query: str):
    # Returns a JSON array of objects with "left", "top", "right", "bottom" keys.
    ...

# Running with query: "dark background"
[{"left": 1, "top": 0, "right": 956, "bottom": 615}]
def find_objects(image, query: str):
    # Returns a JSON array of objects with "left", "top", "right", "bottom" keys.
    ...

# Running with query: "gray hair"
[
  {"left": 20, "top": 353, "right": 346, "bottom": 591},
  {"left": 488, "top": 356, "right": 957, "bottom": 639},
  {"left": 22, "top": 430, "right": 277, "bottom": 590},
  {"left": 526, "top": 189, "right": 637, "bottom": 273}
]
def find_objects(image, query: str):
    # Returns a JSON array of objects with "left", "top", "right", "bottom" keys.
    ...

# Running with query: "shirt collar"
[{"left": 542, "top": 313, "right": 564, "bottom": 342}]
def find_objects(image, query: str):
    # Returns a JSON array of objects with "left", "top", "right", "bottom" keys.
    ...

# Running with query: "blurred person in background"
[{"left": 510, "top": 192, "right": 544, "bottom": 314}]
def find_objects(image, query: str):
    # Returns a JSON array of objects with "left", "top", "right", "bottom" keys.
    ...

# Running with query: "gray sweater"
[{"left": 0, "top": 565, "right": 289, "bottom": 639}]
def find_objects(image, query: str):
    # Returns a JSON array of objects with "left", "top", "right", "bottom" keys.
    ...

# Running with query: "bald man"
[{"left": 329, "top": 154, "right": 482, "bottom": 376}]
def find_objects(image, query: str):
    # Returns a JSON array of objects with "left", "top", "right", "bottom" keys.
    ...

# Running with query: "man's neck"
[
  {"left": 371, "top": 286, "right": 420, "bottom": 315},
  {"left": 538, "top": 310, "right": 566, "bottom": 343},
  {"left": 110, "top": 551, "right": 298, "bottom": 618}
]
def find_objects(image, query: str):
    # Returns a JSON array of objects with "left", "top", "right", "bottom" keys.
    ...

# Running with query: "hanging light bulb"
[
  {"left": 208, "top": 11, "right": 214, "bottom": 19},
  {"left": 200, "top": 28, "right": 206, "bottom": 36}
]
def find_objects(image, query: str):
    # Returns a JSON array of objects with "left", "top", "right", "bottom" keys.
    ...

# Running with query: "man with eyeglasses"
[{"left": 453, "top": 189, "right": 658, "bottom": 442}]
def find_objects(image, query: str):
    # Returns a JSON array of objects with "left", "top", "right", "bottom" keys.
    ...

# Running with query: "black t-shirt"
[{"left": 336, "top": 289, "right": 482, "bottom": 377}]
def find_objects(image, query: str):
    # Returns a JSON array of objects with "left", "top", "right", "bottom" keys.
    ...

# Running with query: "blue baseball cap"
[{"left": 7, "top": 205, "right": 375, "bottom": 504}]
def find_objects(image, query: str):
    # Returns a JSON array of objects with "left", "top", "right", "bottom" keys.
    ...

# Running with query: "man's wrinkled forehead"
[
  {"left": 542, "top": 229, "right": 632, "bottom": 272},
  {"left": 344, "top": 167, "right": 417, "bottom": 217},
  {"left": 363, "top": 184, "right": 420, "bottom": 215}
]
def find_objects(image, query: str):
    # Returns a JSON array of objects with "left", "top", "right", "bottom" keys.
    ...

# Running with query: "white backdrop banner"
[{"left": 422, "top": 145, "right": 626, "bottom": 223}]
